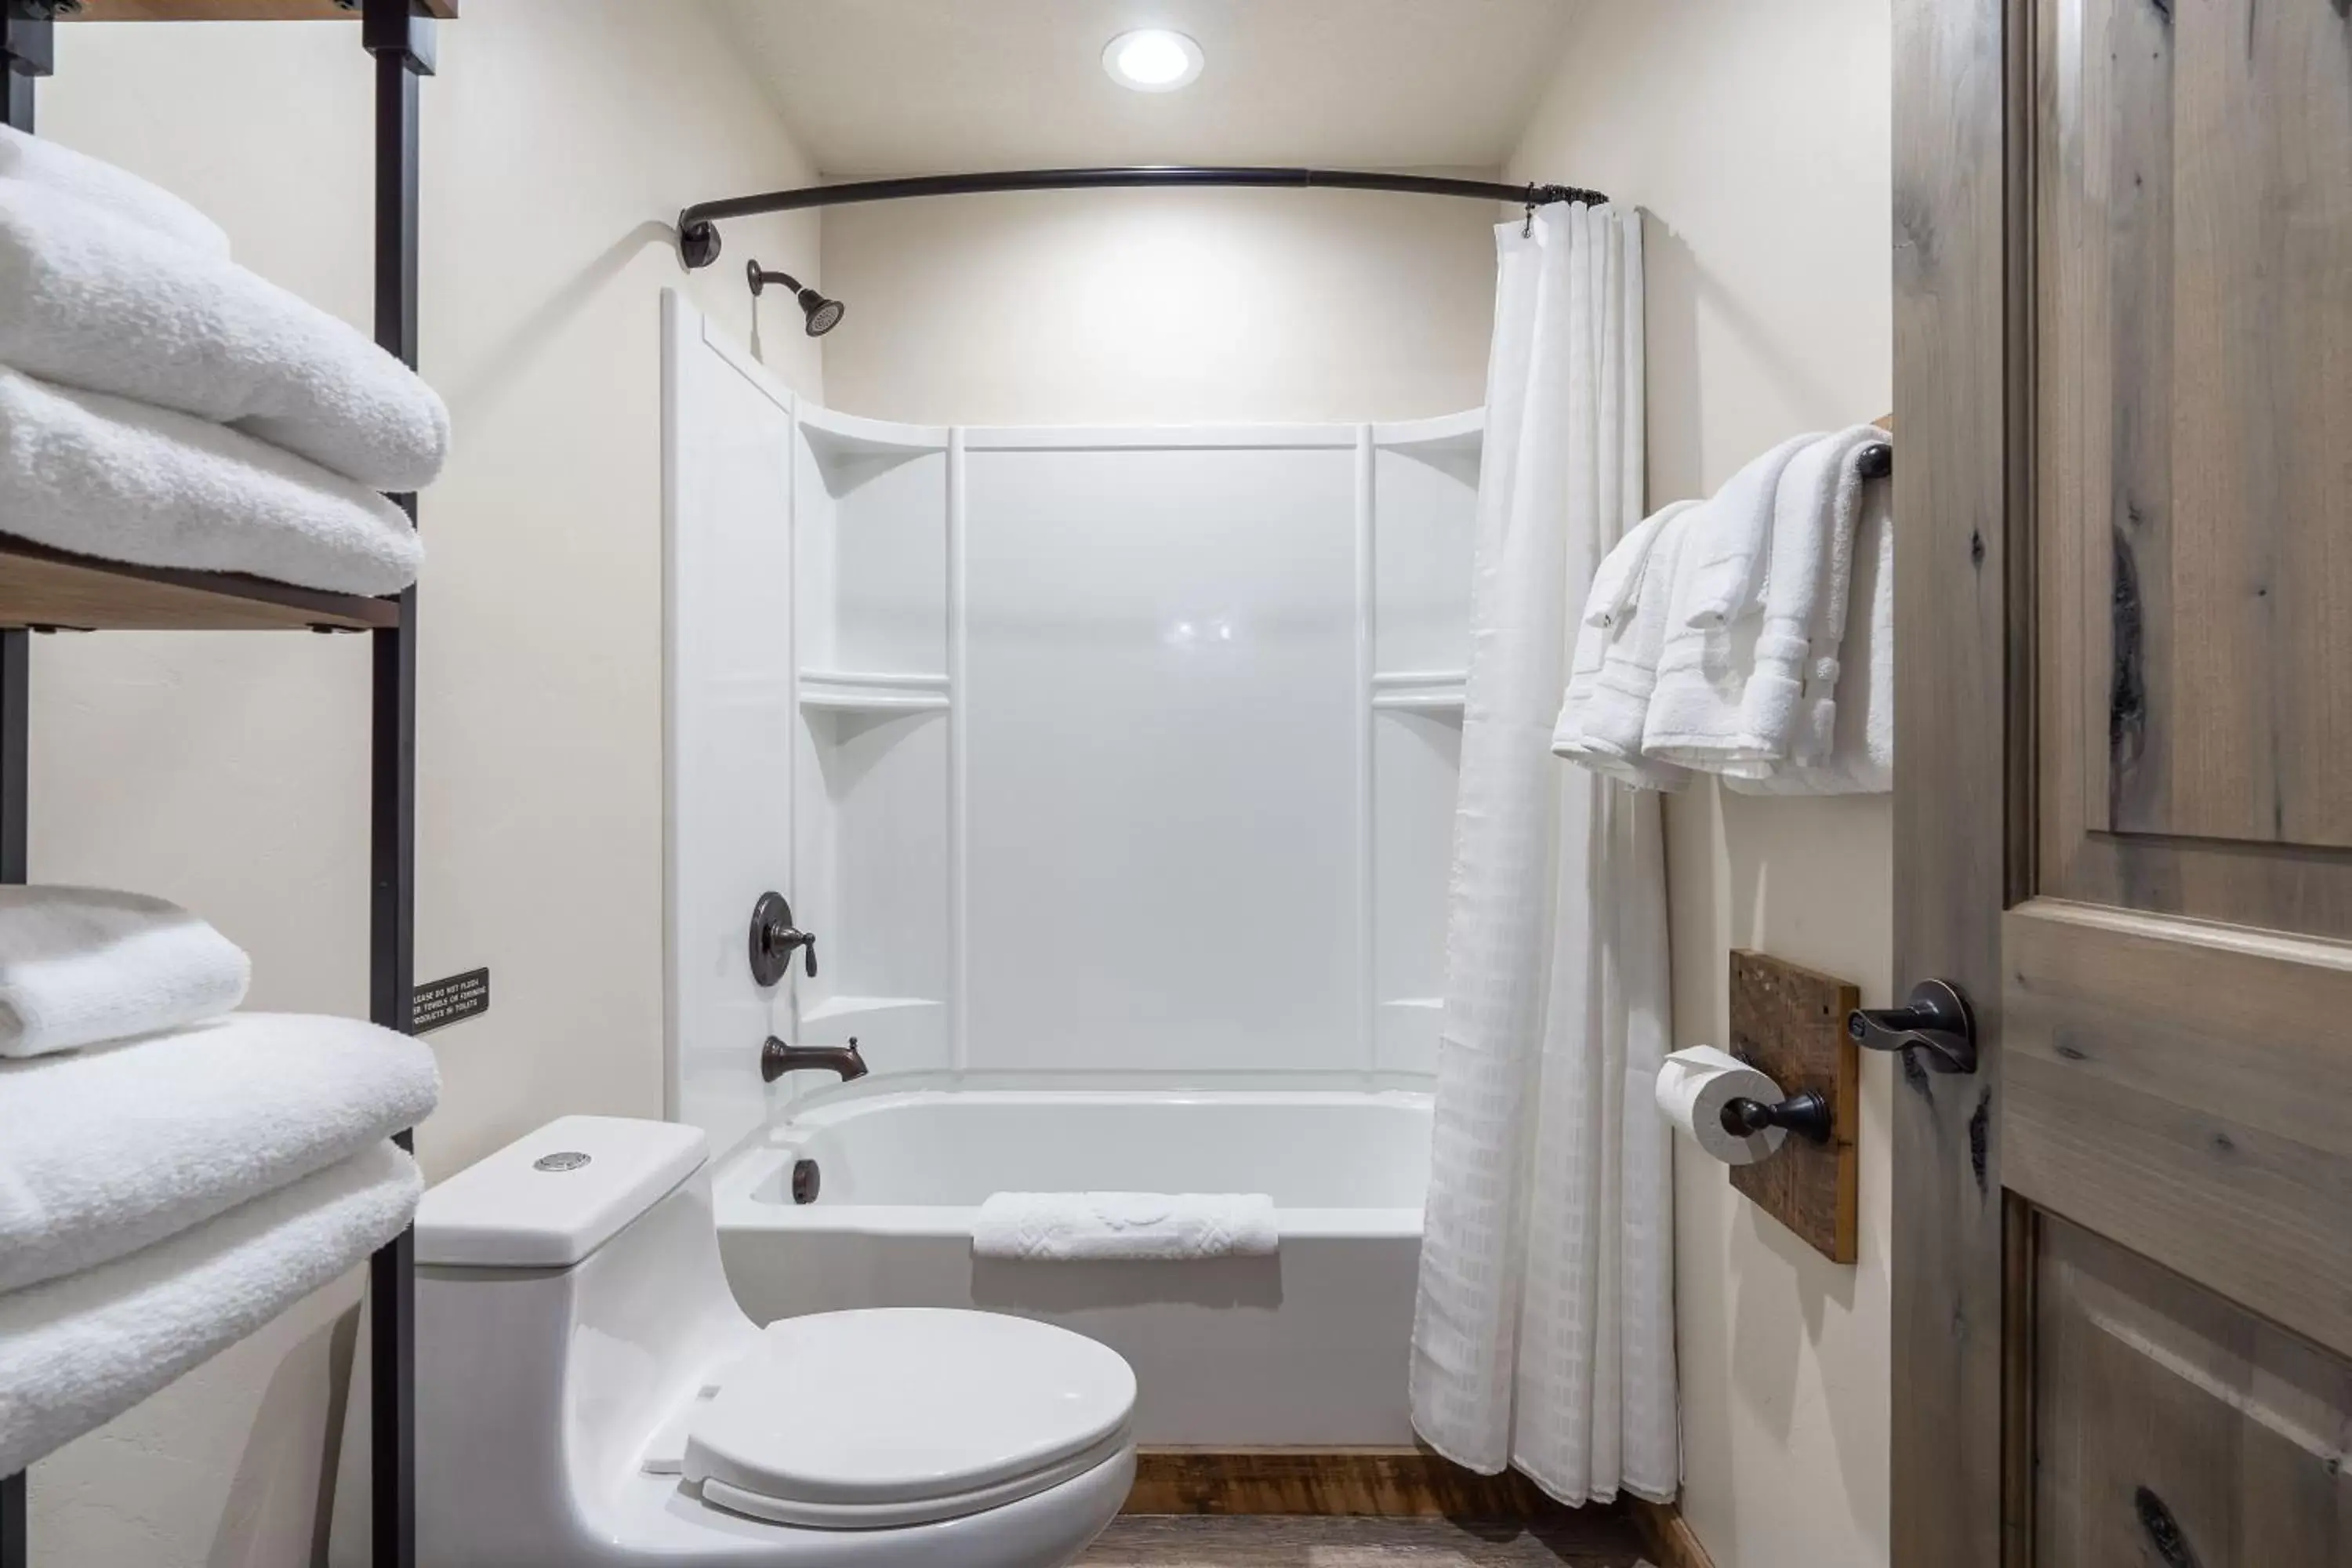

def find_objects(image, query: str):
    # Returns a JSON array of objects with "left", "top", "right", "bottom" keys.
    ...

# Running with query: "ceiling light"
[{"left": 1103, "top": 29, "right": 1203, "bottom": 93}]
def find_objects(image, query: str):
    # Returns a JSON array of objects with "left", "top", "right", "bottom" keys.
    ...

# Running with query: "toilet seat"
[{"left": 682, "top": 1308, "right": 1138, "bottom": 1530}]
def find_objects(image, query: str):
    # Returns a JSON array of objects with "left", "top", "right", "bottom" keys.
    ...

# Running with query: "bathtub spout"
[{"left": 761, "top": 1035, "right": 868, "bottom": 1084}]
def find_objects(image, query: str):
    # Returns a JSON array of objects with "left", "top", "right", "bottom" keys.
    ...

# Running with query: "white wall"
[
  {"left": 818, "top": 183, "right": 1501, "bottom": 426},
  {"left": 1510, "top": 5, "right": 1896, "bottom": 1566},
  {"left": 27, "top": 5, "right": 823, "bottom": 1561}
]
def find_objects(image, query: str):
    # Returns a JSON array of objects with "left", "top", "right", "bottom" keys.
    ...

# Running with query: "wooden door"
[{"left": 1894, "top": 0, "right": 2352, "bottom": 1564}]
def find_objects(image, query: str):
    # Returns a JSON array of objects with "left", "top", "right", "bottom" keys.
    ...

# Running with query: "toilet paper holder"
[
  {"left": 1726, "top": 949, "right": 1861, "bottom": 1264},
  {"left": 1721, "top": 1089, "right": 1832, "bottom": 1144}
]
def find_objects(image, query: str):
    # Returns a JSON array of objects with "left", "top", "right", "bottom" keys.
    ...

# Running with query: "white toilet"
[{"left": 413, "top": 1115, "right": 1138, "bottom": 1567}]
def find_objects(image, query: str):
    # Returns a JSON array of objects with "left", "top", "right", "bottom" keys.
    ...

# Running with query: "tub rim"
[{"left": 711, "top": 1086, "right": 1432, "bottom": 1243}]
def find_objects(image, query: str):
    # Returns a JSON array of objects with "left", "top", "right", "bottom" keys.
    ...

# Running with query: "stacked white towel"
[
  {"left": 972, "top": 1192, "right": 1279, "bottom": 1262},
  {"left": 1554, "top": 426, "right": 1893, "bottom": 795},
  {"left": 0, "top": 1140, "right": 423, "bottom": 1477},
  {"left": 0, "top": 136, "right": 444, "bottom": 593},
  {"left": 0, "top": 887, "right": 438, "bottom": 1473},
  {"left": 0, "top": 125, "right": 230, "bottom": 260},
  {"left": 0, "top": 368, "right": 424, "bottom": 595},
  {"left": 0, "top": 1011, "right": 440, "bottom": 1292},
  {"left": 0, "top": 884, "right": 249, "bottom": 1058}
]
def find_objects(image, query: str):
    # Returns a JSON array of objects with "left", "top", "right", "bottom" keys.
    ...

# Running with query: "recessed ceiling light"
[{"left": 1103, "top": 29, "right": 1203, "bottom": 93}]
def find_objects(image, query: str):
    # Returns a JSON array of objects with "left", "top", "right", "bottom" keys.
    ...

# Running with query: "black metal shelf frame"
[{"left": 0, "top": 3, "right": 433, "bottom": 1564}]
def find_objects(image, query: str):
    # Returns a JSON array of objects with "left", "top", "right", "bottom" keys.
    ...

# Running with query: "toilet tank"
[
  {"left": 415, "top": 1116, "right": 760, "bottom": 1563},
  {"left": 416, "top": 1115, "right": 711, "bottom": 1269}
]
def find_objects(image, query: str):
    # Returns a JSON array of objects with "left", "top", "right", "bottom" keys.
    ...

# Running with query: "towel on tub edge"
[{"left": 972, "top": 1192, "right": 1279, "bottom": 1262}]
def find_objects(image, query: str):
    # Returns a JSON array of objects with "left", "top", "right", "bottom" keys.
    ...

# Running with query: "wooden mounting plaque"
[{"left": 1726, "top": 949, "right": 1860, "bottom": 1263}]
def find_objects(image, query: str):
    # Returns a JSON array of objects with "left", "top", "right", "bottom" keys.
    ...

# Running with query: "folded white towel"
[
  {"left": 1576, "top": 503, "right": 1701, "bottom": 771},
  {"left": 1647, "top": 427, "right": 1889, "bottom": 771},
  {"left": 1553, "top": 499, "right": 1697, "bottom": 791},
  {"left": 972, "top": 1192, "right": 1279, "bottom": 1262},
  {"left": 0, "top": 884, "right": 249, "bottom": 1059},
  {"left": 1728, "top": 469, "right": 1893, "bottom": 796},
  {"left": 0, "top": 368, "right": 423, "bottom": 596},
  {"left": 0, "top": 1140, "right": 420, "bottom": 1477},
  {"left": 1672, "top": 431, "right": 1819, "bottom": 630},
  {"left": 0, "top": 1011, "right": 439, "bottom": 1294},
  {"left": 0, "top": 129, "right": 229, "bottom": 260},
  {"left": 1733, "top": 427, "right": 1886, "bottom": 762},
  {"left": 0, "top": 179, "right": 448, "bottom": 491}
]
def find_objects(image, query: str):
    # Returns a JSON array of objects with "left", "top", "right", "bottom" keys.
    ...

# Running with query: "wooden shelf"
[
  {"left": 0, "top": 534, "right": 398, "bottom": 630},
  {"left": 67, "top": 1, "right": 458, "bottom": 20}
]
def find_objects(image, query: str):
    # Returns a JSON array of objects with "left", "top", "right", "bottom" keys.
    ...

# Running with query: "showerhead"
[
  {"left": 748, "top": 260, "right": 846, "bottom": 337},
  {"left": 800, "top": 292, "right": 846, "bottom": 336}
]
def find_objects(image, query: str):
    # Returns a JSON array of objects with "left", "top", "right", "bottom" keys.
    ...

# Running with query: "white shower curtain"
[{"left": 1409, "top": 201, "right": 1676, "bottom": 1505}]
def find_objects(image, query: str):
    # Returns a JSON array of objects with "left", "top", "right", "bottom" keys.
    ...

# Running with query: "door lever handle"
[{"left": 1848, "top": 978, "right": 1978, "bottom": 1075}]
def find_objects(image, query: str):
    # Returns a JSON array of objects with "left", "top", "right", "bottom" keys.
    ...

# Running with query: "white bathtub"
[{"left": 713, "top": 1089, "right": 1432, "bottom": 1445}]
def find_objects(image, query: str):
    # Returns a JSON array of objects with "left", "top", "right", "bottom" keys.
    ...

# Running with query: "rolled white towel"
[
  {"left": 0, "top": 1011, "right": 440, "bottom": 1294},
  {"left": 1672, "top": 431, "right": 1819, "bottom": 630},
  {"left": 1733, "top": 426, "right": 1886, "bottom": 761},
  {"left": 1727, "top": 470, "right": 1893, "bottom": 796},
  {"left": 0, "top": 884, "right": 249, "bottom": 1059},
  {"left": 0, "top": 367, "right": 423, "bottom": 596},
  {"left": 0, "top": 178, "right": 448, "bottom": 491},
  {"left": 973, "top": 1192, "right": 1279, "bottom": 1262},
  {"left": 0, "top": 129, "right": 229, "bottom": 260},
  {"left": 1577, "top": 502, "right": 1700, "bottom": 770},
  {"left": 1648, "top": 427, "right": 1887, "bottom": 772},
  {"left": 0, "top": 1140, "right": 422, "bottom": 1477},
  {"left": 1554, "top": 499, "right": 1697, "bottom": 792}
]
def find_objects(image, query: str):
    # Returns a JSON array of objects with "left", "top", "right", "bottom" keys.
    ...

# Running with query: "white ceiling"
[{"left": 710, "top": 0, "right": 1581, "bottom": 177}]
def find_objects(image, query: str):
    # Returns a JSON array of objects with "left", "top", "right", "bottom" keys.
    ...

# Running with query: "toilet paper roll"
[{"left": 1654, "top": 1044, "right": 1787, "bottom": 1166}]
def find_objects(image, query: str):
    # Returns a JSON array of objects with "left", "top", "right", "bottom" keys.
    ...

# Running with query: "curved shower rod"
[{"left": 674, "top": 165, "right": 1609, "bottom": 269}]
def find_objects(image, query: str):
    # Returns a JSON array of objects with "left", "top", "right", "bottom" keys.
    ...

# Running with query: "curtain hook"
[{"left": 1523, "top": 184, "right": 1538, "bottom": 238}]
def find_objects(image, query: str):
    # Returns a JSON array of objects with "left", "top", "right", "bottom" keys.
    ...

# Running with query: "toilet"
[{"left": 413, "top": 1115, "right": 1138, "bottom": 1567}]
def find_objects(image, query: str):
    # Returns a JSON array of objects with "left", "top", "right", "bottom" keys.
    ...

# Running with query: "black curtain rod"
[{"left": 676, "top": 166, "right": 1607, "bottom": 268}]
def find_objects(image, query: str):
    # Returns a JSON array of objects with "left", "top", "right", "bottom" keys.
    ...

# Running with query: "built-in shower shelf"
[
  {"left": 798, "top": 670, "right": 951, "bottom": 714},
  {"left": 800, "top": 995, "right": 946, "bottom": 1027},
  {"left": 1370, "top": 670, "right": 1468, "bottom": 714},
  {"left": 1382, "top": 997, "right": 1443, "bottom": 1013},
  {"left": 799, "top": 406, "right": 950, "bottom": 494}
]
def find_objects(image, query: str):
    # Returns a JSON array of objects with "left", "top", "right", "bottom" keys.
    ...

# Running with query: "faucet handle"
[{"left": 749, "top": 891, "right": 818, "bottom": 985}]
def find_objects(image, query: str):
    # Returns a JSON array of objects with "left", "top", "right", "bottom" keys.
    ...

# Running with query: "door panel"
[
  {"left": 2034, "top": 1217, "right": 2352, "bottom": 1567},
  {"left": 2002, "top": 0, "right": 2352, "bottom": 1559},
  {"left": 2004, "top": 900, "right": 2352, "bottom": 1357},
  {"left": 2046, "top": 0, "right": 2352, "bottom": 855}
]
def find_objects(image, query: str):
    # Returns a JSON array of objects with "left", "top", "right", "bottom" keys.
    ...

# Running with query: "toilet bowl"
[{"left": 413, "top": 1115, "right": 1138, "bottom": 1567}]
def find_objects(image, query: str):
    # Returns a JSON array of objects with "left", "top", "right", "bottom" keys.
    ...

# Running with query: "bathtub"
[{"left": 713, "top": 1088, "right": 1432, "bottom": 1444}]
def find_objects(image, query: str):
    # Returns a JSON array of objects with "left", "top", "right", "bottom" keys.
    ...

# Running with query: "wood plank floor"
[{"left": 1079, "top": 1515, "right": 1654, "bottom": 1566}]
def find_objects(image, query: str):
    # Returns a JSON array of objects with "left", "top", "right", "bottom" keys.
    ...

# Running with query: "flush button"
[{"left": 533, "top": 1151, "right": 592, "bottom": 1172}]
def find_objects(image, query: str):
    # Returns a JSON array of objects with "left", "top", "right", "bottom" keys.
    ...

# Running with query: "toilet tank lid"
[{"left": 415, "top": 1116, "right": 709, "bottom": 1269}]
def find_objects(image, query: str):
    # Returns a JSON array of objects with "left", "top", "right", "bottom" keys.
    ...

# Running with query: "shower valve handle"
[{"left": 749, "top": 891, "right": 817, "bottom": 985}]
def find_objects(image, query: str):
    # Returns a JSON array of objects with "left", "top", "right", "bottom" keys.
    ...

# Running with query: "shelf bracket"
[{"left": 361, "top": 0, "right": 436, "bottom": 75}]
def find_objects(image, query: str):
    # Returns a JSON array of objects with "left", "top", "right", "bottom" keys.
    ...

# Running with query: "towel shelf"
[
  {"left": 0, "top": 3, "right": 441, "bottom": 1563},
  {"left": 0, "top": 534, "right": 399, "bottom": 632}
]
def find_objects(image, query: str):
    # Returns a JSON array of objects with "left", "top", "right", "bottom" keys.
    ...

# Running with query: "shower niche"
[
  {"left": 789, "top": 405, "right": 955, "bottom": 1093},
  {"left": 666, "top": 292, "right": 1484, "bottom": 1149}
]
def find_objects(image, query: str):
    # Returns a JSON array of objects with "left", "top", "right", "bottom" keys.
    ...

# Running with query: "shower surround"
[{"left": 663, "top": 292, "right": 1477, "bottom": 1440}]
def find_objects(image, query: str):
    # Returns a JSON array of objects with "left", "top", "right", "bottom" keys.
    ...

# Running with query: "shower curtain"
[{"left": 1409, "top": 201, "right": 1676, "bottom": 1504}]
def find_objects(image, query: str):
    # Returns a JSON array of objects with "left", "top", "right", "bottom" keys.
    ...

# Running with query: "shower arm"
[{"left": 675, "top": 165, "right": 1608, "bottom": 269}]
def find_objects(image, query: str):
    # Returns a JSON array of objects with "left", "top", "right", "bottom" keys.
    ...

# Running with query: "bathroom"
[{"left": 2, "top": 2, "right": 2343, "bottom": 1566}]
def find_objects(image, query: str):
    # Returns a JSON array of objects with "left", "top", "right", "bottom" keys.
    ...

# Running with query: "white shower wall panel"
[
  {"left": 962, "top": 441, "right": 1363, "bottom": 1075},
  {"left": 1372, "top": 440, "right": 1477, "bottom": 675}
]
